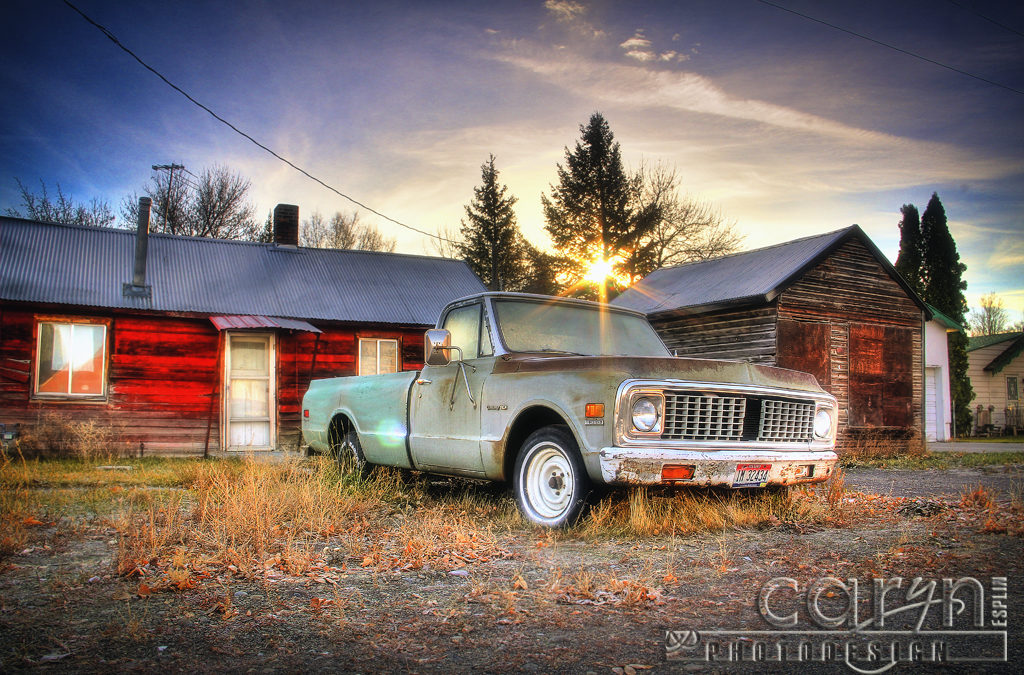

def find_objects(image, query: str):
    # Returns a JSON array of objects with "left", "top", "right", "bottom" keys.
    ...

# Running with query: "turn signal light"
[
  {"left": 661, "top": 464, "right": 695, "bottom": 481},
  {"left": 585, "top": 403, "right": 605, "bottom": 418},
  {"left": 303, "top": 409, "right": 309, "bottom": 418}
]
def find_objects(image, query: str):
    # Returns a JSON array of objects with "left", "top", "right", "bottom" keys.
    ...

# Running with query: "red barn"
[{"left": 0, "top": 203, "right": 484, "bottom": 455}]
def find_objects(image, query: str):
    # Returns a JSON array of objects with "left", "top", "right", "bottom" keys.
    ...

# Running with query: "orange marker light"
[
  {"left": 585, "top": 403, "right": 604, "bottom": 418},
  {"left": 661, "top": 465, "right": 695, "bottom": 481}
]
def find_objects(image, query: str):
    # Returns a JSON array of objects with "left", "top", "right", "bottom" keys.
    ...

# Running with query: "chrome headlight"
[
  {"left": 631, "top": 397, "right": 661, "bottom": 433},
  {"left": 813, "top": 408, "right": 833, "bottom": 438}
]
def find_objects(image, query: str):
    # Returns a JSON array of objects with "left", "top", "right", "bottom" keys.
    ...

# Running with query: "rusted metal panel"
[
  {"left": 776, "top": 319, "right": 831, "bottom": 388},
  {"left": 848, "top": 324, "right": 914, "bottom": 428},
  {"left": 210, "top": 315, "right": 321, "bottom": 333}
]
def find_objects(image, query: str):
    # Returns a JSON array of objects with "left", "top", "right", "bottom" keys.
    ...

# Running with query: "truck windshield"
[{"left": 493, "top": 299, "right": 671, "bottom": 357}]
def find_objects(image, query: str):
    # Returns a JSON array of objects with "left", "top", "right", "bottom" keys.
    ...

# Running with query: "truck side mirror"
[{"left": 424, "top": 329, "right": 452, "bottom": 366}]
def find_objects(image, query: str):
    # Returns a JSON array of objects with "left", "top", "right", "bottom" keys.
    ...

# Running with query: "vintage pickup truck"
[{"left": 302, "top": 292, "right": 838, "bottom": 527}]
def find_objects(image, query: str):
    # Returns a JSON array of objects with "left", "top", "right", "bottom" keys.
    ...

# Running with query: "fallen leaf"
[
  {"left": 137, "top": 583, "right": 153, "bottom": 598},
  {"left": 22, "top": 516, "right": 44, "bottom": 527}
]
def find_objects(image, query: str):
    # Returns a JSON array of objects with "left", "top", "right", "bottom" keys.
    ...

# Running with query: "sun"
[{"left": 583, "top": 256, "right": 618, "bottom": 284}]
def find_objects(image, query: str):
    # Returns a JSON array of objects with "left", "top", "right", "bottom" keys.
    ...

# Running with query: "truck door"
[{"left": 408, "top": 303, "right": 492, "bottom": 475}]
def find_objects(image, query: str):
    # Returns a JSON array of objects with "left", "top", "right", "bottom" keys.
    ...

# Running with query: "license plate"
[{"left": 733, "top": 463, "right": 771, "bottom": 488}]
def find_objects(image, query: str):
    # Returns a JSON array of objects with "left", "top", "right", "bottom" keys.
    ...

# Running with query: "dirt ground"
[{"left": 2, "top": 465, "right": 1022, "bottom": 673}]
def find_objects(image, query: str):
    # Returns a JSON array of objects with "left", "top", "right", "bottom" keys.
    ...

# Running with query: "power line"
[
  {"left": 945, "top": 0, "right": 1024, "bottom": 39},
  {"left": 62, "top": 0, "right": 453, "bottom": 244},
  {"left": 755, "top": 0, "right": 1024, "bottom": 97}
]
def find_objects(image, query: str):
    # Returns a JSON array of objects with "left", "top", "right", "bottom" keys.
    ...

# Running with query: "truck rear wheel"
[
  {"left": 329, "top": 421, "right": 369, "bottom": 478},
  {"left": 513, "top": 425, "right": 590, "bottom": 528}
]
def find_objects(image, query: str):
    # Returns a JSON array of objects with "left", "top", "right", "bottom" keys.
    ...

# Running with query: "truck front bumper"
[{"left": 597, "top": 447, "right": 838, "bottom": 487}]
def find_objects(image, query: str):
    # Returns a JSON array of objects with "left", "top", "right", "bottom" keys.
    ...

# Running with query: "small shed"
[
  {"left": 0, "top": 204, "right": 485, "bottom": 455},
  {"left": 967, "top": 332, "right": 1024, "bottom": 435},
  {"left": 613, "top": 225, "right": 930, "bottom": 451},
  {"left": 924, "top": 304, "right": 962, "bottom": 441}
]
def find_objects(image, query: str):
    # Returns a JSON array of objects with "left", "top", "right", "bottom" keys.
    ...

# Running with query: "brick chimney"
[{"left": 273, "top": 204, "right": 299, "bottom": 247}]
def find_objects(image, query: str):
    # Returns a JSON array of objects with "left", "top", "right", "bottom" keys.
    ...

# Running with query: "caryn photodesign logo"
[{"left": 666, "top": 575, "right": 1008, "bottom": 673}]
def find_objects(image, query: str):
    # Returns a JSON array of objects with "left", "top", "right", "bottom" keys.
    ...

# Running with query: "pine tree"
[
  {"left": 458, "top": 155, "right": 528, "bottom": 292},
  {"left": 542, "top": 113, "right": 648, "bottom": 300},
  {"left": 919, "top": 193, "right": 974, "bottom": 435},
  {"left": 894, "top": 203, "right": 924, "bottom": 297}
]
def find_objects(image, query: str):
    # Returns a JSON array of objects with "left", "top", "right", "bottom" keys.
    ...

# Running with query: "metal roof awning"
[{"left": 209, "top": 315, "right": 322, "bottom": 333}]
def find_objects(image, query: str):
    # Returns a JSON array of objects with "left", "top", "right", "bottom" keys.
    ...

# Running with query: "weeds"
[{"left": 14, "top": 412, "right": 130, "bottom": 460}]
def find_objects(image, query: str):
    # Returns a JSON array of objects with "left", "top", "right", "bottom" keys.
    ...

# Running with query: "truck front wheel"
[{"left": 514, "top": 425, "right": 590, "bottom": 528}]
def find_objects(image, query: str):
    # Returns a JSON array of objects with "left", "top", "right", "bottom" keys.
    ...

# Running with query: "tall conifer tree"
[
  {"left": 898, "top": 193, "right": 974, "bottom": 434},
  {"left": 919, "top": 193, "right": 973, "bottom": 434},
  {"left": 894, "top": 204, "right": 925, "bottom": 297},
  {"left": 458, "top": 155, "right": 527, "bottom": 292},
  {"left": 542, "top": 113, "right": 650, "bottom": 300}
]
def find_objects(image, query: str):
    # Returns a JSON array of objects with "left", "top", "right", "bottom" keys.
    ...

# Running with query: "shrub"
[{"left": 15, "top": 412, "right": 128, "bottom": 460}]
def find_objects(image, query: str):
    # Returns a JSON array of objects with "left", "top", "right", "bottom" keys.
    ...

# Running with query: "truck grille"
[
  {"left": 758, "top": 399, "right": 815, "bottom": 442},
  {"left": 661, "top": 391, "right": 815, "bottom": 443},
  {"left": 663, "top": 393, "right": 746, "bottom": 441}
]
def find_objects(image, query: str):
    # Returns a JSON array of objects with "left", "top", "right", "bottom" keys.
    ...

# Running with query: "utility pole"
[{"left": 151, "top": 163, "right": 184, "bottom": 232}]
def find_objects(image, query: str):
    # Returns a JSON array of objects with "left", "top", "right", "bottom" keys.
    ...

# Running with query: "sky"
[{"left": 2, "top": 0, "right": 1023, "bottom": 320}]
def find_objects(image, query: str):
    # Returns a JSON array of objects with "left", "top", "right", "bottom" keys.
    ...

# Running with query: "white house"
[
  {"left": 967, "top": 331, "right": 1024, "bottom": 435},
  {"left": 924, "top": 306, "right": 962, "bottom": 441}
]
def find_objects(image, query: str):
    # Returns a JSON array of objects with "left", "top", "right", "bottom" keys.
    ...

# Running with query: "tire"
[
  {"left": 328, "top": 421, "right": 369, "bottom": 478},
  {"left": 513, "top": 425, "right": 590, "bottom": 528}
]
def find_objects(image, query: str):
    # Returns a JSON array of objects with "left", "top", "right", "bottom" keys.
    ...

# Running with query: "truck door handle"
[{"left": 416, "top": 379, "right": 432, "bottom": 385}]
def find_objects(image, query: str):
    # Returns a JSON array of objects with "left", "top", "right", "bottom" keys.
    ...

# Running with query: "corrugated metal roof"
[
  {"left": 1, "top": 217, "right": 486, "bottom": 326},
  {"left": 209, "top": 315, "right": 321, "bottom": 332},
  {"left": 613, "top": 225, "right": 923, "bottom": 317}
]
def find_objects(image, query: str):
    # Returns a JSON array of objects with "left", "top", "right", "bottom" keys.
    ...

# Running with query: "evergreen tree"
[
  {"left": 543, "top": 112, "right": 652, "bottom": 300},
  {"left": 919, "top": 193, "right": 973, "bottom": 435},
  {"left": 894, "top": 203, "right": 924, "bottom": 296},
  {"left": 458, "top": 155, "right": 527, "bottom": 291}
]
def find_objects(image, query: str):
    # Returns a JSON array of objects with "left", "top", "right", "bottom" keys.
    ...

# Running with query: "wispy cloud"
[{"left": 620, "top": 31, "right": 689, "bottom": 63}]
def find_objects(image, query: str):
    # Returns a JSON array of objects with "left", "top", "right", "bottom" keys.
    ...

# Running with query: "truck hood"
[{"left": 495, "top": 354, "right": 825, "bottom": 394}]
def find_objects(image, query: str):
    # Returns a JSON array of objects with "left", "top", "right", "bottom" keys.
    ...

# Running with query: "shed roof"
[
  {"left": 612, "top": 225, "right": 928, "bottom": 317},
  {"left": 926, "top": 304, "right": 965, "bottom": 333},
  {"left": 0, "top": 217, "right": 485, "bottom": 326}
]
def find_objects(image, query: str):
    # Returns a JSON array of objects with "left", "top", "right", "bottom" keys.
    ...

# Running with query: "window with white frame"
[
  {"left": 358, "top": 338, "right": 399, "bottom": 376},
  {"left": 35, "top": 321, "right": 108, "bottom": 397}
]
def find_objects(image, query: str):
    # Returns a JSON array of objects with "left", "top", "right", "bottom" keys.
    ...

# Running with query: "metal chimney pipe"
[{"left": 133, "top": 197, "right": 151, "bottom": 287}]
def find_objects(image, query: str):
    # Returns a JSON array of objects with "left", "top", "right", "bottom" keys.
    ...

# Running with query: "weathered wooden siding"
[
  {"left": 1, "top": 305, "right": 219, "bottom": 454},
  {"left": 649, "top": 306, "right": 777, "bottom": 364},
  {"left": 1, "top": 302, "right": 428, "bottom": 455},
  {"left": 777, "top": 237, "right": 924, "bottom": 450}
]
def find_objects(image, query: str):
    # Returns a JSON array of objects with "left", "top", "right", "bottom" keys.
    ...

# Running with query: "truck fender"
[{"left": 497, "top": 400, "right": 585, "bottom": 483}]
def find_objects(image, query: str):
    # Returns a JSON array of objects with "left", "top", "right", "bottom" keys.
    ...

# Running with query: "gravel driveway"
[{"left": 844, "top": 464, "right": 1024, "bottom": 500}]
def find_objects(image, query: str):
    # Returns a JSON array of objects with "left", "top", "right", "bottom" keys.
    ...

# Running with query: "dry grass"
[
  {"left": 579, "top": 480, "right": 842, "bottom": 538},
  {"left": 13, "top": 412, "right": 131, "bottom": 460},
  {"left": 961, "top": 483, "right": 996, "bottom": 510},
  {"left": 3, "top": 450, "right": 854, "bottom": 583}
]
